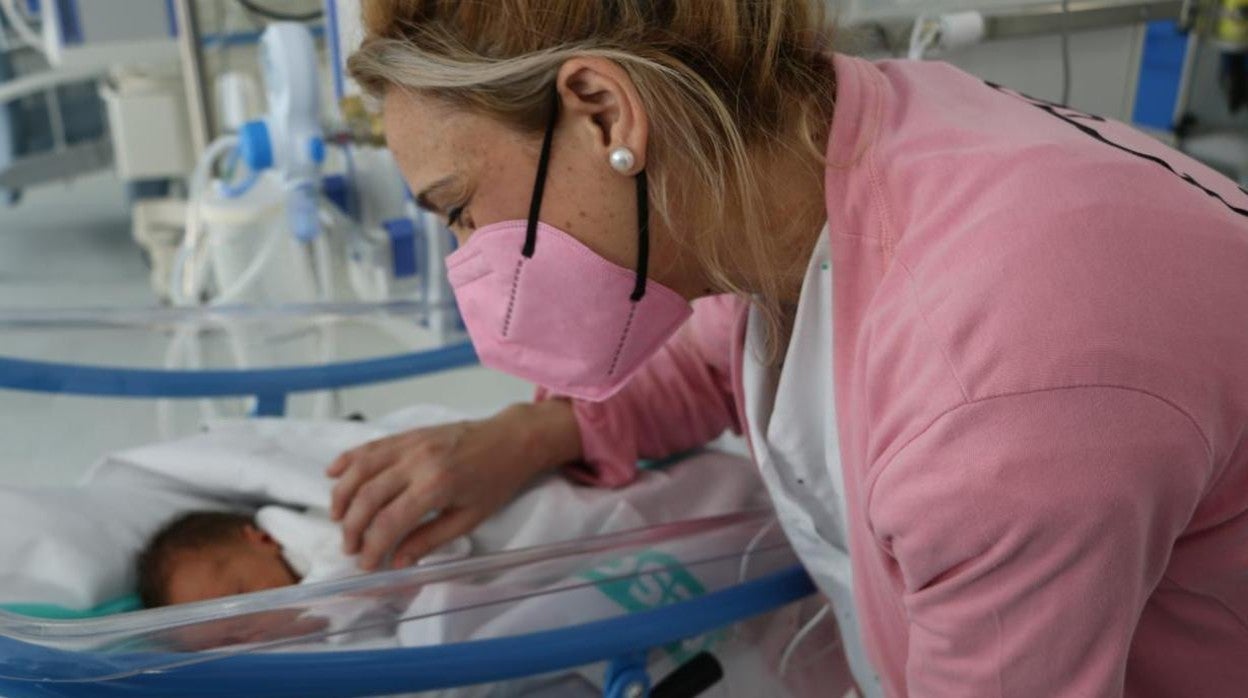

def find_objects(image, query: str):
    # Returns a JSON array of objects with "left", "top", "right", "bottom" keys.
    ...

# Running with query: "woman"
[{"left": 326, "top": 1, "right": 1248, "bottom": 695}]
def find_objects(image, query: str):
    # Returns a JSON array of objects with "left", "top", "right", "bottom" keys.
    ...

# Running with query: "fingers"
[
  {"left": 356, "top": 482, "right": 453, "bottom": 571},
  {"left": 326, "top": 451, "right": 351, "bottom": 478},
  {"left": 329, "top": 442, "right": 396, "bottom": 521},
  {"left": 327, "top": 437, "right": 388, "bottom": 478},
  {"left": 339, "top": 467, "right": 409, "bottom": 555},
  {"left": 389, "top": 507, "right": 485, "bottom": 570}
]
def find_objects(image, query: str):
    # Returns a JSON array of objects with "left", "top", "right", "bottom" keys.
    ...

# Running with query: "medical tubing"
[
  {"left": 165, "top": 171, "right": 296, "bottom": 427},
  {"left": 320, "top": 197, "right": 388, "bottom": 302},
  {"left": 908, "top": 16, "right": 940, "bottom": 60},
  {"left": 287, "top": 179, "right": 322, "bottom": 242},
  {"left": 171, "top": 135, "right": 242, "bottom": 306},
  {"left": 208, "top": 206, "right": 288, "bottom": 306},
  {"left": 155, "top": 327, "right": 188, "bottom": 438},
  {"left": 737, "top": 518, "right": 779, "bottom": 585},
  {"left": 174, "top": 135, "right": 242, "bottom": 303},
  {"left": 332, "top": 140, "right": 362, "bottom": 220},
  {"left": 778, "top": 603, "right": 834, "bottom": 678},
  {"left": 217, "top": 168, "right": 261, "bottom": 199},
  {"left": 312, "top": 232, "right": 334, "bottom": 304},
  {"left": 0, "top": 0, "right": 43, "bottom": 52},
  {"left": 731, "top": 517, "right": 780, "bottom": 643},
  {"left": 310, "top": 232, "right": 340, "bottom": 418},
  {"left": 171, "top": 189, "right": 286, "bottom": 423},
  {"left": 211, "top": 194, "right": 340, "bottom": 416},
  {"left": 157, "top": 324, "right": 227, "bottom": 439},
  {"left": 183, "top": 321, "right": 238, "bottom": 425},
  {"left": 172, "top": 162, "right": 272, "bottom": 427},
  {"left": 318, "top": 192, "right": 372, "bottom": 247}
]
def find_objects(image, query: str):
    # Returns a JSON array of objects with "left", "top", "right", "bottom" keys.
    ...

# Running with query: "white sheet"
[{"left": 0, "top": 479, "right": 226, "bottom": 608}]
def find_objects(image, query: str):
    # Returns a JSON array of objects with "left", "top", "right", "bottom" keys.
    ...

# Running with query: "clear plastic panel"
[
  {"left": 393, "top": 596, "right": 848, "bottom": 698},
  {"left": 0, "top": 301, "right": 465, "bottom": 369},
  {"left": 0, "top": 512, "right": 815, "bottom": 689},
  {"left": 0, "top": 301, "right": 493, "bottom": 486}
]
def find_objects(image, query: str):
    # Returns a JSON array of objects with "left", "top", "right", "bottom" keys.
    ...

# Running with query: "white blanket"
[
  {"left": 254, "top": 506, "right": 472, "bottom": 585},
  {"left": 88, "top": 404, "right": 769, "bottom": 577},
  {"left": 240, "top": 448, "right": 770, "bottom": 659}
]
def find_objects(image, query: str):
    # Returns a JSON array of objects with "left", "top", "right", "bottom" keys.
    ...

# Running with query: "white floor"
[{"left": 0, "top": 174, "right": 531, "bottom": 487}]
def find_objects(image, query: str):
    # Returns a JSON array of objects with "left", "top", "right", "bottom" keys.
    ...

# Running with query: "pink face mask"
[{"left": 444, "top": 92, "right": 692, "bottom": 402}]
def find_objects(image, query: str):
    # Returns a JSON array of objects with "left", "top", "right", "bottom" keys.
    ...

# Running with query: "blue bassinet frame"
[
  {"left": 0, "top": 337, "right": 821, "bottom": 697},
  {"left": 0, "top": 340, "right": 479, "bottom": 416},
  {"left": 0, "top": 566, "right": 816, "bottom": 698}
]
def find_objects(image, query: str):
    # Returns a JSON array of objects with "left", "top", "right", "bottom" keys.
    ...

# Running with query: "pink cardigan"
[{"left": 548, "top": 55, "right": 1248, "bottom": 696}]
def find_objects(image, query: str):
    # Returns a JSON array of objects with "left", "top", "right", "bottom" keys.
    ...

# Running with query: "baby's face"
[{"left": 164, "top": 526, "right": 299, "bottom": 605}]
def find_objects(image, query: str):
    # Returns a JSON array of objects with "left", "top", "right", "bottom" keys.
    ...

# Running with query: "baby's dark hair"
[{"left": 137, "top": 511, "right": 254, "bottom": 609}]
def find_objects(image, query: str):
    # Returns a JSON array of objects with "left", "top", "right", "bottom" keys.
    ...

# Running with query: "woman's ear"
[{"left": 556, "top": 56, "right": 650, "bottom": 173}]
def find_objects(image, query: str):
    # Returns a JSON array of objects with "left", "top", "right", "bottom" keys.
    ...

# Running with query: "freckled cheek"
[{"left": 461, "top": 185, "right": 523, "bottom": 231}]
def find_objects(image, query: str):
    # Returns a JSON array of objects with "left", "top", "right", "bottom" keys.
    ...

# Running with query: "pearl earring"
[{"left": 608, "top": 147, "right": 636, "bottom": 174}]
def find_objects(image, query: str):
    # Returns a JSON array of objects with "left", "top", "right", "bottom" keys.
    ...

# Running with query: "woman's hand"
[{"left": 327, "top": 400, "right": 581, "bottom": 571}]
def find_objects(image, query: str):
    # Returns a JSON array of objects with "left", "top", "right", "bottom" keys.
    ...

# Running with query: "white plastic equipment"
[{"left": 238, "top": 22, "right": 327, "bottom": 243}]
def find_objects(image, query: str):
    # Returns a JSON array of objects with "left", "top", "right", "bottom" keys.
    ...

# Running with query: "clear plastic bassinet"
[{"left": 0, "top": 511, "right": 846, "bottom": 698}]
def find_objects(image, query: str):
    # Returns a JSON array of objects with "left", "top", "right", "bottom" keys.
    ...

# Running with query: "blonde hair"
[{"left": 349, "top": 1, "right": 837, "bottom": 352}]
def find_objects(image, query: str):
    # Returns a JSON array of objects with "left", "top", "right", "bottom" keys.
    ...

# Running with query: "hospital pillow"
[{"left": 0, "top": 468, "right": 228, "bottom": 610}]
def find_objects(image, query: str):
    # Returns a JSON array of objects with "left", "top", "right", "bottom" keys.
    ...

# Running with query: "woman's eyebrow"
[{"left": 414, "top": 176, "right": 458, "bottom": 215}]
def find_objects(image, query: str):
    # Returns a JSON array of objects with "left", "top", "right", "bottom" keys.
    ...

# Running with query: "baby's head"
[{"left": 137, "top": 512, "right": 299, "bottom": 608}]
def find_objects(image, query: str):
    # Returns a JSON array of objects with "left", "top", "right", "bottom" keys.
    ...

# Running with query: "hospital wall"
[{"left": 861, "top": 24, "right": 1148, "bottom": 122}]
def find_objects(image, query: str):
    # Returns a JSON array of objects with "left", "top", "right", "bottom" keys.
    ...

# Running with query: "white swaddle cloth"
[
  {"left": 253, "top": 505, "right": 473, "bottom": 644},
  {"left": 255, "top": 506, "right": 472, "bottom": 585}
]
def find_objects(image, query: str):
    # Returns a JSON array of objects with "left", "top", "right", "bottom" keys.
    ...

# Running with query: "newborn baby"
[
  {"left": 137, "top": 512, "right": 300, "bottom": 607},
  {"left": 134, "top": 449, "right": 766, "bottom": 610},
  {"left": 138, "top": 508, "right": 471, "bottom": 607}
]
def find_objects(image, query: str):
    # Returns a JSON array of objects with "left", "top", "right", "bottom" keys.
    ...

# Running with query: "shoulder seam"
[
  {"left": 864, "top": 383, "right": 1216, "bottom": 544},
  {"left": 893, "top": 257, "right": 972, "bottom": 402}
]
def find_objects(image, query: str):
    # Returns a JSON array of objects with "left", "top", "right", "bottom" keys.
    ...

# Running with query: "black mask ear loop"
[
  {"left": 524, "top": 86, "right": 652, "bottom": 303},
  {"left": 631, "top": 171, "right": 650, "bottom": 302},
  {"left": 522, "top": 88, "right": 560, "bottom": 258}
]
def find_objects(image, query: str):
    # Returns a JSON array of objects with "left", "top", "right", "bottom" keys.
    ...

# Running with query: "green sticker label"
[{"left": 582, "top": 551, "right": 723, "bottom": 663}]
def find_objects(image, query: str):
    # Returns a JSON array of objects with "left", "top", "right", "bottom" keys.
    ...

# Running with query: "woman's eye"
[{"left": 447, "top": 206, "right": 465, "bottom": 228}]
